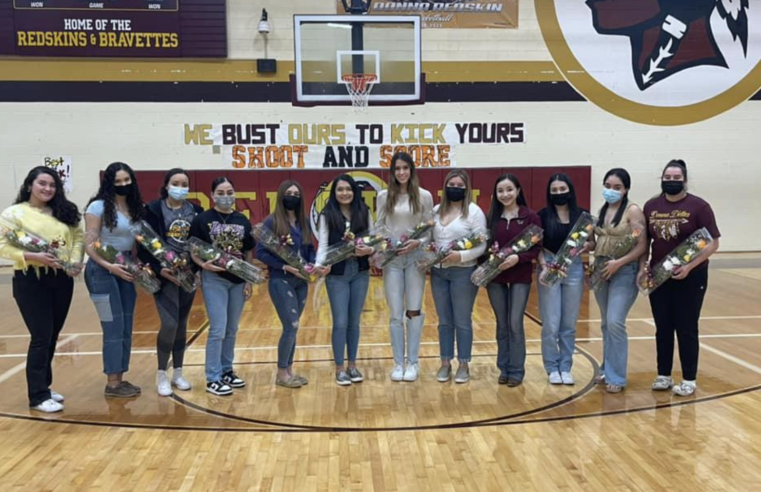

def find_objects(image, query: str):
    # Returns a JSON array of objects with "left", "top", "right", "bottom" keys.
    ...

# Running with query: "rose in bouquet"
[
  {"left": 252, "top": 223, "right": 317, "bottom": 282},
  {"left": 373, "top": 216, "right": 435, "bottom": 268},
  {"left": 586, "top": 227, "right": 643, "bottom": 291},
  {"left": 638, "top": 227, "right": 713, "bottom": 296},
  {"left": 188, "top": 237, "right": 265, "bottom": 285},
  {"left": 542, "top": 212, "right": 596, "bottom": 287},
  {"left": 0, "top": 218, "right": 79, "bottom": 276},
  {"left": 133, "top": 220, "right": 197, "bottom": 293},
  {"left": 416, "top": 229, "right": 490, "bottom": 272},
  {"left": 471, "top": 224, "right": 543, "bottom": 287},
  {"left": 93, "top": 240, "right": 161, "bottom": 294},
  {"left": 319, "top": 226, "right": 388, "bottom": 268}
]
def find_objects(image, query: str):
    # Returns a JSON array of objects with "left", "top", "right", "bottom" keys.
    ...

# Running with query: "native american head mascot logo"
[{"left": 587, "top": 0, "right": 750, "bottom": 89}]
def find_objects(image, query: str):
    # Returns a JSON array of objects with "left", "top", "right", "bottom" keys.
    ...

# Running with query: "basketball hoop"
[{"left": 342, "top": 74, "right": 377, "bottom": 112}]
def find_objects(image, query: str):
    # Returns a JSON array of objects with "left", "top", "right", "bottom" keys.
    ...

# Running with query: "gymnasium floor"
[{"left": 1, "top": 255, "right": 760, "bottom": 491}]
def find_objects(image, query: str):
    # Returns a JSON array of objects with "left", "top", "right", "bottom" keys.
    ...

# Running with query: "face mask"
[
  {"left": 214, "top": 195, "right": 235, "bottom": 210},
  {"left": 602, "top": 188, "right": 623, "bottom": 204},
  {"left": 114, "top": 184, "right": 133, "bottom": 196},
  {"left": 446, "top": 186, "right": 466, "bottom": 202},
  {"left": 168, "top": 186, "right": 189, "bottom": 201},
  {"left": 661, "top": 181, "right": 684, "bottom": 196},
  {"left": 283, "top": 195, "right": 301, "bottom": 211},
  {"left": 550, "top": 192, "right": 571, "bottom": 206}
]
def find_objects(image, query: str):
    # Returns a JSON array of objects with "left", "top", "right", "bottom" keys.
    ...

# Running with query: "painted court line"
[
  {"left": 700, "top": 343, "right": 761, "bottom": 376},
  {"left": 0, "top": 334, "right": 79, "bottom": 383}
]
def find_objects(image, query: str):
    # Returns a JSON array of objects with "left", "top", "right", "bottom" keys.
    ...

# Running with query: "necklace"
[
  {"left": 215, "top": 209, "right": 232, "bottom": 225},
  {"left": 165, "top": 199, "right": 186, "bottom": 222}
]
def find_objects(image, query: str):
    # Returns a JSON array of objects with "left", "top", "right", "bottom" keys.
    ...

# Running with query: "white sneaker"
[
  {"left": 157, "top": 370, "right": 173, "bottom": 397},
  {"left": 391, "top": 364, "right": 404, "bottom": 382},
  {"left": 560, "top": 372, "right": 574, "bottom": 385},
  {"left": 652, "top": 375, "right": 673, "bottom": 391},
  {"left": 403, "top": 363, "right": 419, "bottom": 382},
  {"left": 548, "top": 371, "right": 562, "bottom": 385},
  {"left": 171, "top": 368, "right": 192, "bottom": 391},
  {"left": 672, "top": 381, "right": 696, "bottom": 397},
  {"left": 31, "top": 398, "right": 63, "bottom": 413},
  {"left": 50, "top": 390, "right": 65, "bottom": 403}
]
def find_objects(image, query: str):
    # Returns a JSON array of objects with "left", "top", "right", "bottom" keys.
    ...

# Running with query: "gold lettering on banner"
[{"left": 185, "top": 124, "right": 213, "bottom": 145}]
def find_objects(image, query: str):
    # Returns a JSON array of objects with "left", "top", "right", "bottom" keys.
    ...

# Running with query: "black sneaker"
[
  {"left": 120, "top": 381, "right": 142, "bottom": 394},
  {"left": 348, "top": 367, "right": 364, "bottom": 383},
  {"left": 105, "top": 383, "right": 139, "bottom": 398},
  {"left": 221, "top": 371, "right": 246, "bottom": 389},
  {"left": 206, "top": 381, "right": 233, "bottom": 396}
]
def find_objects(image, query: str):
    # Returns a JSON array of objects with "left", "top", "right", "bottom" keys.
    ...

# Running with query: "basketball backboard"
[{"left": 292, "top": 15, "right": 423, "bottom": 106}]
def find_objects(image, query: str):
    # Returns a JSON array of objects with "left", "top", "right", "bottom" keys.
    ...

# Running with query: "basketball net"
[{"left": 342, "top": 74, "right": 377, "bottom": 112}]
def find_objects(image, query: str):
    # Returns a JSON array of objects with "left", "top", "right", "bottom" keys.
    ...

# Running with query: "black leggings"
[
  {"left": 154, "top": 281, "right": 196, "bottom": 371},
  {"left": 13, "top": 269, "right": 74, "bottom": 406},
  {"left": 649, "top": 266, "right": 708, "bottom": 381}
]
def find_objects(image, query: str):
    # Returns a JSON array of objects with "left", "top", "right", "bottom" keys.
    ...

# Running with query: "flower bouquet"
[
  {"left": 373, "top": 216, "right": 435, "bottom": 268},
  {"left": 188, "top": 237, "right": 265, "bottom": 285},
  {"left": 470, "top": 225, "right": 543, "bottom": 287},
  {"left": 92, "top": 240, "right": 161, "bottom": 294},
  {"left": 543, "top": 212, "right": 596, "bottom": 287},
  {"left": 638, "top": 227, "right": 713, "bottom": 296},
  {"left": 416, "top": 229, "right": 490, "bottom": 272},
  {"left": 0, "top": 218, "right": 79, "bottom": 276},
  {"left": 586, "top": 227, "right": 643, "bottom": 291},
  {"left": 252, "top": 223, "right": 317, "bottom": 282},
  {"left": 318, "top": 226, "right": 388, "bottom": 268},
  {"left": 133, "top": 220, "right": 197, "bottom": 293}
]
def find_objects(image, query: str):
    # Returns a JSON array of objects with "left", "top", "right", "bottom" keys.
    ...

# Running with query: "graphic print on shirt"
[
  {"left": 649, "top": 209, "right": 690, "bottom": 241},
  {"left": 166, "top": 219, "right": 191, "bottom": 246},
  {"left": 209, "top": 221, "right": 245, "bottom": 256}
]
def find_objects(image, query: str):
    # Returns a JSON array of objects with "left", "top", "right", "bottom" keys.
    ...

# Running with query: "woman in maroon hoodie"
[{"left": 484, "top": 174, "right": 542, "bottom": 386}]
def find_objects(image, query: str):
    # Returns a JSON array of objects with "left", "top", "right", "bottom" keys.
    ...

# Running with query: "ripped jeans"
[
  {"left": 268, "top": 271, "right": 309, "bottom": 369},
  {"left": 85, "top": 259, "right": 137, "bottom": 375}
]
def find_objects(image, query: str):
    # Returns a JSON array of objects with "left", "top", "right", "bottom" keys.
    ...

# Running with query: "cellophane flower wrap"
[
  {"left": 133, "top": 220, "right": 198, "bottom": 293},
  {"left": 416, "top": 229, "right": 490, "bottom": 272},
  {"left": 372, "top": 215, "right": 435, "bottom": 268},
  {"left": 319, "top": 225, "right": 388, "bottom": 268},
  {"left": 470, "top": 224, "right": 543, "bottom": 287},
  {"left": 92, "top": 239, "right": 161, "bottom": 294},
  {"left": 586, "top": 226, "right": 643, "bottom": 292},
  {"left": 0, "top": 217, "right": 79, "bottom": 276},
  {"left": 638, "top": 227, "right": 713, "bottom": 296},
  {"left": 543, "top": 212, "right": 596, "bottom": 287},
  {"left": 252, "top": 223, "right": 317, "bottom": 282},
  {"left": 188, "top": 237, "right": 265, "bottom": 284}
]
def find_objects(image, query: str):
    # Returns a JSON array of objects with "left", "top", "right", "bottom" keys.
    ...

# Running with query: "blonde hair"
[{"left": 439, "top": 169, "right": 472, "bottom": 218}]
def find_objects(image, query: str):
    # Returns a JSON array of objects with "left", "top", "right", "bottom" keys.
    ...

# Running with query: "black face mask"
[
  {"left": 446, "top": 186, "right": 466, "bottom": 202},
  {"left": 661, "top": 181, "right": 684, "bottom": 196},
  {"left": 114, "top": 184, "right": 133, "bottom": 196},
  {"left": 550, "top": 192, "right": 571, "bottom": 206},
  {"left": 282, "top": 195, "right": 301, "bottom": 211}
]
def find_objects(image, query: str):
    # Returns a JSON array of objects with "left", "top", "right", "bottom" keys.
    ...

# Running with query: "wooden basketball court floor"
[{"left": 1, "top": 255, "right": 761, "bottom": 491}]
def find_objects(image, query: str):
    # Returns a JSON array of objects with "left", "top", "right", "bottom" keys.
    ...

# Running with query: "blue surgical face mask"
[
  {"left": 168, "top": 186, "right": 189, "bottom": 201},
  {"left": 214, "top": 195, "right": 235, "bottom": 211},
  {"left": 602, "top": 188, "right": 623, "bottom": 204}
]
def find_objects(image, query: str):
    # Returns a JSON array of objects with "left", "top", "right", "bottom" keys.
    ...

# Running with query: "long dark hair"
[
  {"left": 87, "top": 162, "right": 144, "bottom": 230},
  {"left": 270, "top": 180, "right": 311, "bottom": 242},
  {"left": 487, "top": 174, "right": 528, "bottom": 247},
  {"left": 211, "top": 176, "right": 234, "bottom": 194},
  {"left": 385, "top": 152, "right": 422, "bottom": 216},
  {"left": 597, "top": 168, "right": 631, "bottom": 228},
  {"left": 544, "top": 173, "right": 582, "bottom": 236},
  {"left": 321, "top": 174, "right": 369, "bottom": 234},
  {"left": 15, "top": 166, "right": 81, "bottom": 227},
  {"left": 159, "top": 168, "right": 190, "bottom": 200}
]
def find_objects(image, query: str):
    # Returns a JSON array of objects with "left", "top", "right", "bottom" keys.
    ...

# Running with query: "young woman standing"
[
  {"left": 84, "top": 162, "right": 145, "bottom": 398},
  {"left": 484, "top": 174, "right": 541, "bottom": 387},
  {"left": 431, "top": 170, "right": 487, "bottom": 384},
  {"left": 0, "top": 167, "right": 84, "bottom": 412},
  {"left": 140, "top": 168, "right": 203, "bottom": 396},
  {"left": 317, "top": 175, "right": 375, "bottom": 386},
  {"left": 640, "top": 160, "right": 720, "bottom": 397},
  {"left": 375, "top": 152, "right": 434, "bottom": 382}
]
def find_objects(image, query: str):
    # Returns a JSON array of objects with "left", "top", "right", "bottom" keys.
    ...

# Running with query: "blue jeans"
[
  {"left": 268, "top": 272, "right": 309, "bottom": 369},
  {"left": 383, "top": 251, "right": 427, "bottom": 365},
  {"left": 202, "top": 271, "right": 246, "bottom": 382},
  {"left": 538, "top": 253, "right": 584, "bottom": 374},
  {"left": 594, "top": 261, "right": 639, "bottom": 386},
  {"left": 487, "top": 282, "right": 531, "bottom": 381},
  {"left": 431, "top": 266, "right": 478, "bottom": 362},
  {"left": 326, "top": 259, "right": 370, "bottom": 366},
  {"left": 85, "top": 260, "right": 137, "bottom": 376}
]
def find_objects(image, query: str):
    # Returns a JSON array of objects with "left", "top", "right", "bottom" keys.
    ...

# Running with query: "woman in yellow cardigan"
[{"left": 0, "top": 167, "right": 84, "bottom": 413}]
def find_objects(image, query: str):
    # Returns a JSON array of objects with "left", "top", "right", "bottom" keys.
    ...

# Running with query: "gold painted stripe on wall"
[{"left": 0, "top": 59, "right": 564, "bottom": 83}]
